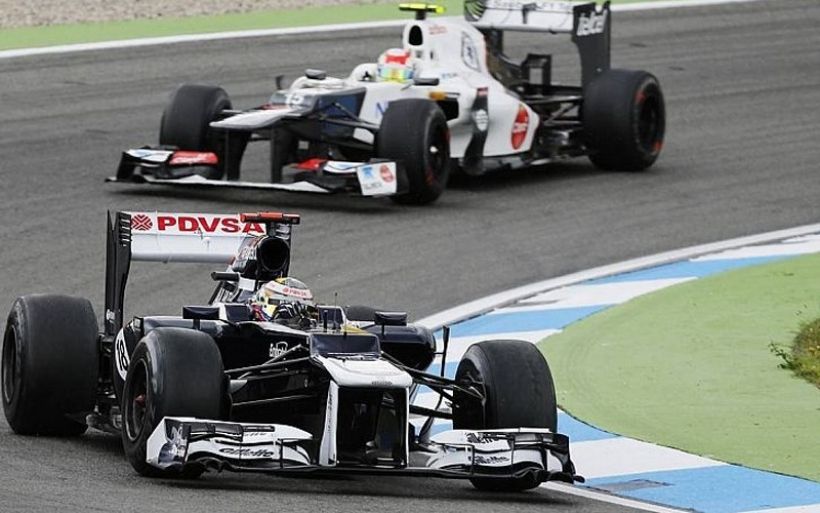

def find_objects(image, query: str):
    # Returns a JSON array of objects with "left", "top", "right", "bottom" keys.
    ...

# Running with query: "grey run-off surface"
[{"left": 0, "top": 1, "right": 819, "bottom": 512}]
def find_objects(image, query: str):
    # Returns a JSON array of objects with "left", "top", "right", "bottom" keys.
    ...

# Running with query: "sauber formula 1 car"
[
  {"left": 109, "top": 1, "right": 665, "bottom": 205},
  {"left": 2, "top": 211, "right": 582, "bottom": 490}
]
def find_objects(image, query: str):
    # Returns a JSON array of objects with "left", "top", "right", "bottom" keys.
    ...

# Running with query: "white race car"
[{"left": 110, "top": 1, "right": 665, "bottom": 204}]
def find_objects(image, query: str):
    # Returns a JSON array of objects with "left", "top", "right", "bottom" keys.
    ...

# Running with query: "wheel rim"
[
  {"left": 637, "top": 91, "right": 662, "bottom": 154},
  {"left": 124, "top": 360, "right": 149, "bottom": 442},
  {"left": 2, "top": 326, "right": 18, "bottom": 405},
  {"left": 426, "top": 123, "right": 448, "bottom": 185}
]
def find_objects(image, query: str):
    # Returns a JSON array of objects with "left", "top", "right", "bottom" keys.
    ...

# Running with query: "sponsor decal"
[
  {"left": 461, "top": 32, "right": 481, "bottom": 72},
  {"left": 429, "top": 24, "right": 447, "bottom": 35},
  {"left": 219, "top": 447, "right": 277, "bottom": 458},
  {"left": 269, "top": 341, "right": 289, "bottom": 358},
  {"left": 153, "top": 214, "right": 264, "bottom": 234},
  {"left": 356, "top": 163, "right": 398, "bottom": 196},
  {"left": 472, "top": 109, "right": 489, "bottom": 132},
  {"left": 236, "top": 240, "right": 259, "bottom": 261},
  {"left": 244, "top": 426, "right": 277, "bottom": 435},
  {"left": 511, "top": 104, "right": 529, "bottom": 150},
  {"left": 169, "top": 151, "right": 218, "bottom": 166},
  {"left": 576, "top": 10, "right": 607, "bottom": 37},
  {"left": 131, "top": 214, "right": 153, "bottom": 231},
  {"left": 280, "top": 286, "right": 312, "bottom": 299},
  {"left": 295, "top": 158, "right": 327, "bottom": 171},
  {"left": 115, "top": 330, "right": 129, "bottom": 380},
  {"left": 379, "top": 164, "right": 395, "bottom": 183},
  {"left": 466, "top": 433, "right": 493, "bottom": 445},
  {"left": 474, "top": 455, "right": 511, "bottom": 465}
]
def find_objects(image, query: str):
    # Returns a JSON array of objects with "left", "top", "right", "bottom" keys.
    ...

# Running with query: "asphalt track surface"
[{"left": 0, "top": 1, "right": 819, "bottom": 511}]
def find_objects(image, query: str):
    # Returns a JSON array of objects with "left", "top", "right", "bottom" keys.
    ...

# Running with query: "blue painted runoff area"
[
  {"left": 584, "top": 256, "right": 787, "bottom": 284},
  {"left": 557, "top": 412, "right": 617, "bottom": 443},
  {"left": 585, "top": 465, "right": 820, "bottom": 513},
  {"left": 443, "top": 305, "right": 607, "bottom": 337}
]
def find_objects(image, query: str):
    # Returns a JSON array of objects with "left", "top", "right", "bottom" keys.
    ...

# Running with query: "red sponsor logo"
[
  {"left": 379, "top": 164, "right": 395, "bottom": 183},
  {"left": 131, "top": 214, "right": 153, "bottom": 231},
  {"left": 511, "top": 104, "right": 529, "bottom": 150},
  {"left": 156, "top": 215, "right": 264, "bottom": 234},
  {"left": 295, "top": 158, "right": 327, "bottom": 171},
  {"left": 169, "top": 151, "right": 218, "bottom": 166}
]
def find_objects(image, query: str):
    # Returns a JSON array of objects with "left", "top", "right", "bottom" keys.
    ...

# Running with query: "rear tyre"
[
  {"left": 453, "top": 340, "right": 557, "bottom": 492},
  {"left": 121, "top": 328, "right": 225, "bottom": 478},
  {"left": 2, "top": 295, "right": 98, "bottom": 436},
  {"left": 159, "top": 83, "right": 244, "bottom": 179},
  {"left": 377, "top": 99, "right": 450, "bottom": 205},
  {"left": 583, "top": 69, "right": 665, "bottom": 171}
]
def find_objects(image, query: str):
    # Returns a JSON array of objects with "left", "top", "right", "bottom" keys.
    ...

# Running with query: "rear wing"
[
  {"left": 467, "top": 0, "right": 611, "bottom": 88},
  {"left": 103, "top": 211, "right": 300, "bottom": 337}
]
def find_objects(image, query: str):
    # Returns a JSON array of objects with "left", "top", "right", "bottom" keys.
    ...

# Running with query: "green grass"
[
  {"left": 539, "top": 253, "right": 820, "bottom": 482},
  {"left": 2, "top": 0, "right": 662, "bottom": 52}
]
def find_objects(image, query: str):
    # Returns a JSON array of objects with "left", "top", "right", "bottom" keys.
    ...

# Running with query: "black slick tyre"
[
  {"left": 121, "top": 327, "right": 225, "bottom": 478},
  {"left": 159, "top": 84, "right": 242, "bottom": 179},
  {"left": 453, "top": 340, "right": 558, "bottom": 492},
  {"left": 160, "top": 84, "right": 231, "bottom": 151},
  {"left": 2, "top": 295, "right": 98, "bottom": 436},
  {"left": 377, "top": 99, "right": 450, "bottom": 205},
  {"left": 583, "top": 69, "right": 665, "bottom": 171}
]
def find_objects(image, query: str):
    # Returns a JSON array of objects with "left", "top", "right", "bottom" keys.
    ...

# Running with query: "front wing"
[
  {"left": 147, "top": 417, "right": 582, "bottom": 484},
  {"left": 108, "top": 149, "right": 405, "bottom": 198}
]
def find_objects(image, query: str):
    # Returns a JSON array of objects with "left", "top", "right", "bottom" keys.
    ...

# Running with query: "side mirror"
[
  {"left": 183, "top": 305, "right": 220, "bottom": 321},
  {"left": 305, "top": 69, "right": 327, "bottom": 80},
  {"left": 374, "top": 311, "right": 408, "bottom": 326},
  {"left": 413, "top": 76, "right": 440, "bottom": 86}
]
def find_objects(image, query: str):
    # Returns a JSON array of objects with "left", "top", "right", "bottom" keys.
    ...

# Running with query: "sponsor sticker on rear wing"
[{"left": 124, "top": 212, "right": 265, "bottom": 264}]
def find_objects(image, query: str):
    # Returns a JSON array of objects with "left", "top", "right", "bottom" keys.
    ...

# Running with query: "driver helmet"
[
  {"left": 377, "top": 48, "right": 415, "bottom": 83},
  {"left": 250, "top": 277, "right": 317, "bottom": 329}
]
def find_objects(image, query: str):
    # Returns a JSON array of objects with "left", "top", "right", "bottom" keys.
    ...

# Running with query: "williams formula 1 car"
[
  {"left": 2, "top": 211, "right": 581, "bottom": 490},
  {"left": 109, "top": 1, "right": 665, "bottom": 205}
]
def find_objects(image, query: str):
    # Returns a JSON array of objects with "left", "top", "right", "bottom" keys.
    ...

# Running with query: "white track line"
[{"left": 0, "top": 0, "right": 764, "bottom": 60}]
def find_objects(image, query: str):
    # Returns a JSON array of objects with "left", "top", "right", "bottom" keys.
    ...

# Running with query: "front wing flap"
[
  {"left": 108, "top": 148, "right": 404, "bottom": 198},
  {"left": 147, "top": 417, "right": 582, "bottom": 483}
]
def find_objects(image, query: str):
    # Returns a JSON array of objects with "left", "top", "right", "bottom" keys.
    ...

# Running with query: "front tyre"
[
  {"left": 453, "top": 340, "right": 558, "bottom": 492},
  {"left": 377, "top": 99, "right": 450, "bottom": 205},
  {"left": 583, "top": 69, "right": 665, "bottom": 171},
  {"left": 159, "top": 84, "right": 244, "bottom": 179},
  {"left": 2, "top": 295, "right": 98, "bottom": 436},
  {"left": 121, "top": 328, "right": 225, "bottom": 478}
]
